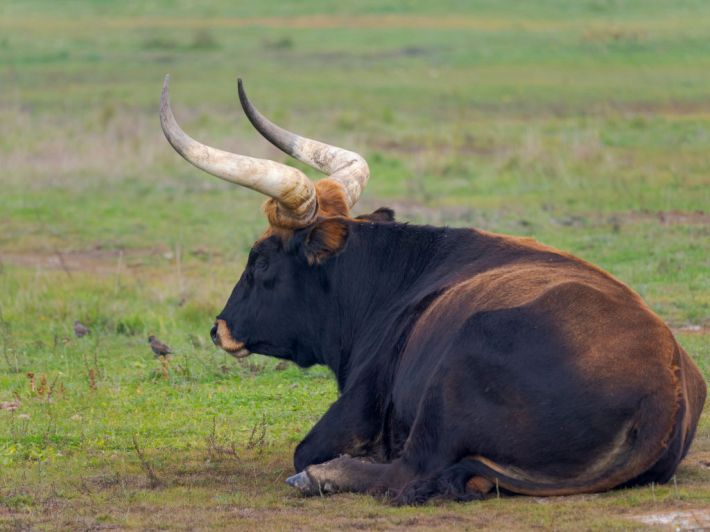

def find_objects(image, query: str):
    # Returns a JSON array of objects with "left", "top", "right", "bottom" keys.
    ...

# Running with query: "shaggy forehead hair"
[{"left": 262, "top": 179, "right": 352, "bottom": 241}]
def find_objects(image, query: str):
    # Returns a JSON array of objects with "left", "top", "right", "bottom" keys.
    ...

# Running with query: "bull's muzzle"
[{"left": 212, "top": 319, "right": 251, "bottom": 358}]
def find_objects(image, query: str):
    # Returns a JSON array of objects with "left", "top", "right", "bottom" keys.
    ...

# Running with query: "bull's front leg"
[
  {"left": 293, "top": 381, "right": 382, "bottom": 473},
  {"left": 287, "top": 455, "right": 390, "bottom": 496}
]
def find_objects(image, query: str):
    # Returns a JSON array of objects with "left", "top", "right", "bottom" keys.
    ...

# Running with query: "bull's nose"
[{"left": 210, "top": 322, "right": 219, "bottom": 345}]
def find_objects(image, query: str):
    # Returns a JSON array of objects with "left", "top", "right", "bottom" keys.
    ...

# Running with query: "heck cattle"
[{"left": 160, "top": 76, "right": 706, "bottom": 504}]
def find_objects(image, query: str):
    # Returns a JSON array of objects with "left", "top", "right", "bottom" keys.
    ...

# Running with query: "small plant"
[
  {"left": 205, "top": 417, "right": 238, "bottom": 460},
  {"left": 141, "top": 36, "right": 178, "bottom": 51},
  {"left": 36, "top": 374, "right": 48, "bottom": 396},
  {"left": 88, "top": 367, "right": 97, "bottom": 390},
  {"left": 0, "top": 313, "right": 22, "bottom": 373},
  {"left": 246, "top": 414, "right": 268, "bottom": 451},
  {"left": 189, "top": 30, "right": 218, "bottom": 50},
  {"left": 131, "top": 434, "right": 161, "bottom": 489},
  {"left": 262, "top": 36, "right": 294, "bottom": 50},
  {"left": 160, "top": 356, "right": 169, "bottom": 380},
  {"left": 115, "top": 315, "right": 145, "bottom": 336}
]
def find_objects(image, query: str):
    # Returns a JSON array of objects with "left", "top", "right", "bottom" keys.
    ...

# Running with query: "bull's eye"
[{"left": 254, "top": 256, "right": 269, "bottom": 272}]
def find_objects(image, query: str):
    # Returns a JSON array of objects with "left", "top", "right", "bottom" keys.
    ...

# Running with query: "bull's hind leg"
[{"left": 392, "top": 459, "right": 494, "bottom": 505}]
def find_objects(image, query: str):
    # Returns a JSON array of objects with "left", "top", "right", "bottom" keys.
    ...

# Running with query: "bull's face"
[
  {"left": 211, "top": 218, "right": 351, "bottom": 365},
  {"left": 210, "top": 208, "right": 396, "bottom": 361},
  {"left": 212, "top": 236, "right": 296, "bottom": 360},
  {"left": 160, "top": 76, "right": 375, "bottom": 363}
]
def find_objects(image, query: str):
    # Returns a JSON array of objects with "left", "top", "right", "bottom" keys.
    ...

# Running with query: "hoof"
[{"left": 286, "top": 471, "right": 314, "bottom": 493}]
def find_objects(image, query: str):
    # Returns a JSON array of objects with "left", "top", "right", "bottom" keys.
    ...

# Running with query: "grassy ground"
[{"left": 1, "top": 1, "right": 708, "bottom": 529}]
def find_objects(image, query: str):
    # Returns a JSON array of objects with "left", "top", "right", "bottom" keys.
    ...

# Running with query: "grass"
[{"left": 1, "top": 0, "right": 709, "bottom": 529}]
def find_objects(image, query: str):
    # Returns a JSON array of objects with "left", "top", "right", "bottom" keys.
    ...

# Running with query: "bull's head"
[{"left": 160, "top": 76, "right": 375, "bottom": 363}]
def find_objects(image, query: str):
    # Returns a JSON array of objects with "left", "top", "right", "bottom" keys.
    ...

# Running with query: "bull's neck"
[{"left": 317, "top": 222, "right": 466, "bottom": 390}]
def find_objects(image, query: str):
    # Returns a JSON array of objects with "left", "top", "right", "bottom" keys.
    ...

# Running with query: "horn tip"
[
  {"left": 160, "top": 75, "right": 172, "bottom": 122},
  {"left": 161, "top": 75, "right": 171, "bottom": 103},
  {"left": 237, "top": 78, "right": 248, "bottom": 104}
]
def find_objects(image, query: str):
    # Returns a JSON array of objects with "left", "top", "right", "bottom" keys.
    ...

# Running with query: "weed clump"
[
  {"left": 262, "top": 36, "right": 294, "bottom": 50},
  {"left": 141, "top": 36, "right": 178, "bottom": 50},
  {"left": 189, "top": 30, "right": 219, "bottom": 50}
]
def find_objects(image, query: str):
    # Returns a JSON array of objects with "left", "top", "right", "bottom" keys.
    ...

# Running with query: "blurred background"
[
  {"left": 0, "top": 1, "right": 708, "bottom": 528},
  {"left": 2, "top": 1, "right": 708, "bottom": 321}
]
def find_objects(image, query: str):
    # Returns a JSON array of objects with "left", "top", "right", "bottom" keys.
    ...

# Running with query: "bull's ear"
[
  {"left": 356, "top": 207, "right": 395, "bottom": 223},
  {"left": 303, "top": 218, "right": 350, "bottom": 265}
]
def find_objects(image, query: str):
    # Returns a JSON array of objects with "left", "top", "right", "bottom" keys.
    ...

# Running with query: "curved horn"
[
  {"left": 238, "top": 79, "right": 369, "bottom": 208},
  {"left": 160, "top": 75, "right": 317, "bottom": 226}
]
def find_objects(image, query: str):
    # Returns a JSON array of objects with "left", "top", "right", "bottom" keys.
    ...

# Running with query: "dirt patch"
[
  {"left": 312, "top": 45, "right": 435, "bottom": 62},
  {"left": 0, "top": 15, "right": 587, "bottom": 33},
  {"left": 650, "top": 210, "right": 708, "bottom": 226},
  {"left": 357, "top": 199, "right": 708, "bottom": 230},
  {"left": 614, "top": 210, "right": 709, "bottom": 226},
  {"left": 557, "top": 210, "right": 709, "bottom": 230},
  {"left": 608, "top": 99, "right": 710, "bottom": 117},
  {"left": 0, "top": 247, "right": 174, "bottom": 275},
  {"left": 375, "top": 137, "right": 498, "bottom": 157},
  {"left": 85, "top": 472, "right": 145, "bottom": 492},
  {"left": 8, "top": 15, "right": 710, "bottom": 42},
  {"left": 631, "top": 509, "right": 710, "bottom": 530},
  {"left": 672, "top": 325, "right": 709, "bottom": 336},
  {"left": 357, "top": 198, "right": 481, "bottom": 226}
]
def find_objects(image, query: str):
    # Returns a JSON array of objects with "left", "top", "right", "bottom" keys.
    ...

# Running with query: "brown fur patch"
[
  {"left": 260, "top": 178, "right": 351, "bottom": 241},
  {"left": 314, "top": 179, "right": 350, "bottom": 219},
  {"left": 465, "top": 476, "right": 494, "bottom": 495},
  {"left": 215, "top": 319, "right": 247, "bottom": 355},
  {"left": 310, "top": 219, "right": 349, "bottom": 251},
  {"left": 395, "top": 228, "right": 699, "bottom": 496},
  {"left": 304, "top": 218, "right": 350, "bottom": 265}
]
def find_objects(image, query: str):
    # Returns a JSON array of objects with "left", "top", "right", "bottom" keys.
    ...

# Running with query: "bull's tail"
[
  {"left": 396, "top": 446, "right": 657, "bottom": 506},
  {"left": 463, "top": 395, "right": 683, "bottom": 498},
  {"left": 396, "top": 393, "right": 682, "bottom": 505}
]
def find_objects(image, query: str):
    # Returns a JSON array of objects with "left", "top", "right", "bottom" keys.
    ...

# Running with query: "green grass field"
[{"left": 1, "top": 1, "right": 708, "bottom": 529}]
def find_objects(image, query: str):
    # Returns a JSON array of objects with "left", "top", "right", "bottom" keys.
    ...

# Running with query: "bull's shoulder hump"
[{"left": 462, "top": 228, "right": 649, "bottom": 305}]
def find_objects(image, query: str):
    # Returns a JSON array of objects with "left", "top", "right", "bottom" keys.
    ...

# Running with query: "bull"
[{"left": 159, "top": 75, "right": 705, "bottom": 504}]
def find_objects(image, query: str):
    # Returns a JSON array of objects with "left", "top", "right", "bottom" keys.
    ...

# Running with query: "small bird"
[
  {"left": 148, "top": 335, "right": 173, "bottom": 358},
  {"left": 74, "top": 320, "right": 90, "bottom": 338}
]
